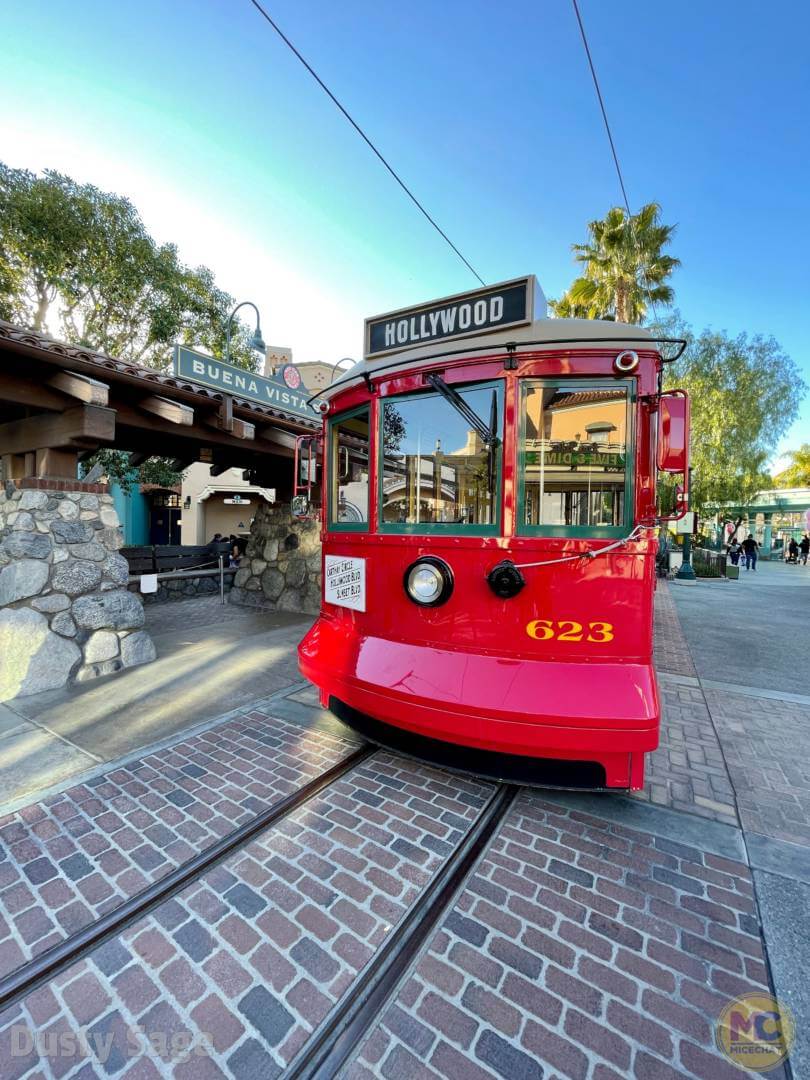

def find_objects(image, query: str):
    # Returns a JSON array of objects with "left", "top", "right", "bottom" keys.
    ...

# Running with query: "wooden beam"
[
  {"left": 204, "top": 398, "right": 254, "bottom": 440},
  {"left": 0, "top": 406, "right": 116, "bottom": 455},
  {"left": 209, "top": 463, "right": 231, "bottom": 477},
  {"left": 46, "top": 370, "right": 109, "bottom": 407},
  {"left": 139, "top": 395, "right": 194, "bottom": 426},
  {"left": 257, "top": 426, "right": 297, "bottom": 451},
  {"left": 112, "top": 402, "right": 259, "bottom": 454},
  {"left": 35, "top": 448, "right": 79, "bottom": 480},
  {"left": 0, "top": 372, "right": 72, "bottom": 412},
  {"left": 1, "top": 454, "right": 27, "bottom": 480}
]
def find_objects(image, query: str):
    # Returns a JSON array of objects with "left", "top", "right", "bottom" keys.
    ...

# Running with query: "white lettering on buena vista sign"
[{"left": 173, "top": 346, "right": 318, "bottom": 421}]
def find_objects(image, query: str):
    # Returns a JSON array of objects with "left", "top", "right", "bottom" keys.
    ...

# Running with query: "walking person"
[
  {"left": 727, "top": 539, "right": 741, "bottom": 567},
  {"left": 788, "top": 538, "right": 799, "bottom": 564},
  {"left": 800, "top": 534, "right": 809, "bottom": 566},
  {"left": 742, "top": 533, "right": 759, "bottom": 571}
]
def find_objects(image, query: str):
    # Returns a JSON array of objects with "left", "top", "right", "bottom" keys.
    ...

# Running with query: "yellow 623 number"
[{"left": 526, "top": 619, "right": 614, "bottom": 643}]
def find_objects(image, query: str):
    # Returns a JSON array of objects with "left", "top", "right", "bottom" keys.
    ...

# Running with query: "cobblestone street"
[{"left": 0, "top": 571, "right": 807, "bottom": 1079}]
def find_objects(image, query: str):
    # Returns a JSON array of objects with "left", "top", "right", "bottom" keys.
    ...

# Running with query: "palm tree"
[
  {"left": 552, "top": 203, "right": 679, "bottom": 324},
  {"left": 774, "top": 444, "right": 810, "bottom": 487}
]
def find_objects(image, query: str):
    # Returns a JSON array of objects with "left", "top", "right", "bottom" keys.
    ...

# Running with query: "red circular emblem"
[{"left": 282, "top": 365, "right": 302, "bottom": 390}]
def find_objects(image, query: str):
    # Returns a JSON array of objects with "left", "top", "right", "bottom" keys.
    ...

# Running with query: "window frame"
[
  {"left": 327, "top": 403, "right": 372, "bottom": 533},
  {"left": 516, "top": 378, "right": 635, "bottom": 539},
  {"left": 377, "top": 379, "right": 504, "bottom": 537}
]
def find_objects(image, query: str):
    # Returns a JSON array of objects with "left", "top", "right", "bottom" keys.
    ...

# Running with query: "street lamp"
[
  {"left": 330, "top": 357, "right": 356, "bottom": 383},
  {"left": 224, "top": 302, "right": 266, "bottom": 365},
  {"left": 676, "top": 466, "right": 697, "bottom": 582}
]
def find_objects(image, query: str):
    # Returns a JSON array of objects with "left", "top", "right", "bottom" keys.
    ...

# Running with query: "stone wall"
[
  {"left": 0, "top": 483, "right": 156, "bottom": 701},
  {"left": 128, "top": 569, "right": 236, "bottom": 604},
  {"left": 229, "top": 502, "right": 321, "bottom": 614}
]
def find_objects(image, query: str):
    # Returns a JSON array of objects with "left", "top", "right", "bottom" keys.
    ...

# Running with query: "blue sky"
[{"left": 2, "top": 0, "right": 808, "bottom": 463}]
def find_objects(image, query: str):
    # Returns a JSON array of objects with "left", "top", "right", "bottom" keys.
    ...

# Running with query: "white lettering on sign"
[
  {"left": 380, "top": 295, "right": 514, "bottom": 350},
  {"left": 324, "top": 555, "right": 366, "bottom": 612}
]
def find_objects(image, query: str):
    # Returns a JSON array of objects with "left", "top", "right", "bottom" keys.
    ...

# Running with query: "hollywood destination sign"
[{"left": 365, "top": 276, "right": 545, "bottom": 357}]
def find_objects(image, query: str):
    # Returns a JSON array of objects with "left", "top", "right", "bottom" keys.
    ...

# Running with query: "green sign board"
[
  {"left": 173, "top": 345, "right": 318, "bottom": 422},
  {"left": 526, "top": 449, "right": 625, "bottom": 471}
]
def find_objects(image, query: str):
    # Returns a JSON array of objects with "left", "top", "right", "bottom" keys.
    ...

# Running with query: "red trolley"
[{"left": 299, "top": 277, "right": 689, "bottom": 790}]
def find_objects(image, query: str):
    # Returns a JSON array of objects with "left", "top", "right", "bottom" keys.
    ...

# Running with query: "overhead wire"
[
  {"left": 570, "top": 0, "right": 662, "bottom": 326},
  {"left": 246, "top": 0, "right": 486, "bottom": 287}
]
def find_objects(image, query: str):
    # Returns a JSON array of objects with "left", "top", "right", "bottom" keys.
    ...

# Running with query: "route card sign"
[
  {"left": 364, "top": 275, "right": 546, "bottom": 358},
  {"left": 324, "top": 556, "right": 366, "bottom": 612}
]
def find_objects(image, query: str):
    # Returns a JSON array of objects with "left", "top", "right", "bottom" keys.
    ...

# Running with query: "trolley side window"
[
  {"left": 519, "top": 382, "right": 632, "bottom": 537},
  {"left": 329, "top": 406, "right": 370, "bottom": 530},
  {"left": 379, "top": 381, "right": 501, "bottom": 534}
]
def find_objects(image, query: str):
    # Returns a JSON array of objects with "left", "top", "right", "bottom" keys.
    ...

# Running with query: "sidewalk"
[{"left": 0, "top": 598, "right": 312, "bottom": 809}]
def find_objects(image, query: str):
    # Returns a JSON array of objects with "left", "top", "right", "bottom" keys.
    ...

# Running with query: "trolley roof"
[{"left": 318, "top": 318, "right": 659, "bottom": 402}]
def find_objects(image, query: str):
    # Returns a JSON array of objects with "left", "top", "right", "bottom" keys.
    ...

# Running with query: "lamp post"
[
  {"left": 224, "top": 301, "right": 266, "bottom": 365},
  {"left": 676, "top": 466, "right": 697, "bottom": 582},
  {"left": 330, "top": 357, "right": 356, "bottom": 383}
]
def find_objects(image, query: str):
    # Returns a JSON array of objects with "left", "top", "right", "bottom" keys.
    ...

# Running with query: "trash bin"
[{"left": 726, "top": 564, "right": 739, "bottom": 580}]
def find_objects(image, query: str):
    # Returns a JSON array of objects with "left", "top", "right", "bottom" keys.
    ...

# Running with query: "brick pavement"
[
  {"left": 0, "top": 754, "right": 492, "bottom": 1078},
  {"left": 0, "top": 706, "right": 359, "bottom": 982},
  {"left": 347, "top": 793, "right": 785, "bottom": 1080},
  {"left": 635, "top": 680, "right": 738, "bottom": 827},
  {"left": 653, "top": 583, "right": 697, "bottom": 678},
  {"left": 0, "top": 580, "right": 800, "bottom": 1079},
  {"left": 705, "top": 687, "right": 810, "bottom": 848}
]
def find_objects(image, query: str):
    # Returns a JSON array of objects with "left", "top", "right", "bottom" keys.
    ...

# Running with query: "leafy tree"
[
  {"left": 80, "top": 450, "right": 185, "bottom": 494},
  {"left": 774, "top": 444, "right": 810, "bottom": 488},
  {"left": 652, "top": 313, "right": 806, "bottom": 515},
  {"left": 0, "top": 162, "right": 257, "bottom": 371},
  {"left": 550, "top": 203, "right": 679, "bottom": 324}
]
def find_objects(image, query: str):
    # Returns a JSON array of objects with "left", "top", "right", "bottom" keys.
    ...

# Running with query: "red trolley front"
[{"left": 299, "top": 280, "right": 688, "bottom": 790}]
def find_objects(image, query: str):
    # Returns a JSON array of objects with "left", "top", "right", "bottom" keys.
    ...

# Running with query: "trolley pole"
[{"left": 219, "top": 554, "right": 225, "bottom": 605}]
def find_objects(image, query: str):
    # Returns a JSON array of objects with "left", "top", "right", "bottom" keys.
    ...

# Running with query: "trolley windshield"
[
  {"left": 520, "top": 381, "right": 632, "bottom": 536},
  {"left": 379, "top": 380, "right": 502, "bottom": 532}
]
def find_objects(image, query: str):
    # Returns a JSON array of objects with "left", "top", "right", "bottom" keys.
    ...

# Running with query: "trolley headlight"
[{"left": 403, "top": 557, "right": 453, "bottom": 607}]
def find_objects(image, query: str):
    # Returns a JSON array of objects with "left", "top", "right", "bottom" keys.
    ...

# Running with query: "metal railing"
[{"left": 130, "top": 556, "right": 237, "bottom": 604}]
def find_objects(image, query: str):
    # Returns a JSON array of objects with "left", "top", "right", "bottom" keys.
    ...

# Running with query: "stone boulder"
[
  {"left": 52, "top": 560, "right": 103, "bottom": 596},
  {"left": 1, "top": 531, "right": 53, "bottom": 560},
  {"left": 51, "top": 520, "right": 94, "bottom": 545},
  {"left": 84, "top": 630, "right": 120, "bottom": 663},
  {"left": 0, "top": 560, "right": 50, "bottom": 605},
  {"left": 121, "top": 630, "right": 157, "bottom": 668},
  {"left": 0, "top": 608, "right": 81, "bottom": 701},
  {"left": 72, "top": 590, "right": 145, "bottom": 631}
]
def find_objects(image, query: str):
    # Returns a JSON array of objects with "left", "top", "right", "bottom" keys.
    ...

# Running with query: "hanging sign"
[
  {"left": 364, "top": 275, "right": 545, "bottom": 358},
  {"left": 173, "top": 346, "right": 318, "bottom": 422},
  {"left": 324, "top": 555, "right": 366, "bottom": 612}
]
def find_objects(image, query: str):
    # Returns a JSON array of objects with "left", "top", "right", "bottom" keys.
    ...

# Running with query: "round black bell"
[{"left": 487, "top": 560, "right": 526, "bottom": 598}]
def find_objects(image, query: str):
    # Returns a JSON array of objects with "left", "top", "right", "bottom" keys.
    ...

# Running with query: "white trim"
[{"left": 196, "top": 484, "right": 275, "bottom": 504}]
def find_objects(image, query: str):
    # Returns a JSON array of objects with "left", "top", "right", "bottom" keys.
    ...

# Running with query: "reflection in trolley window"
[
  {"left": 380, "top": 382, "right": 501, "bottom": 534},
  {"left": 329, "top": 406, "right": 370, "bottom": 529},
  {"left": 521, "top": 383, "right": 631, "bottom": 536}
]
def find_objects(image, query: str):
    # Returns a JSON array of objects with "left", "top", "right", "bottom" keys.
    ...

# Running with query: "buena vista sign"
[{"left": 173, "top": 346, "right": 318, "bottom": 422}]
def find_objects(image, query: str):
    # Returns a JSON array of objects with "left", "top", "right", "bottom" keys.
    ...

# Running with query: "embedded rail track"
[
  {"left": 0, "top": 747, "right": 374, "bottom": 1016},
  {"left": 0, "top": 742, "right": 519, "bottom": 1077}
]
